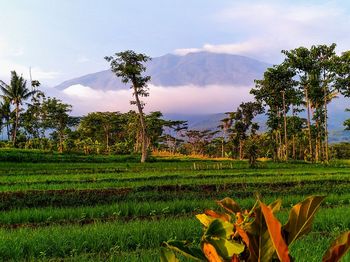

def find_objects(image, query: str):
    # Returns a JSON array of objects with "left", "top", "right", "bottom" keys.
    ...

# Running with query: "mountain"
[{"left": 55, "top": 52, "right": 270, "bottom": 90}]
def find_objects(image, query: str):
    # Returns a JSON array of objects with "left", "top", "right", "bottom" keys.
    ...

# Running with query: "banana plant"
[{"left": 161, "top": 196, "right": 350, "bottom": 262}]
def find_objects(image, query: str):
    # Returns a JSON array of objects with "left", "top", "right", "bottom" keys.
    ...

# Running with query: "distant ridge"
[{"left": 55, "top": 52, "right": 271, "bottom": 90}]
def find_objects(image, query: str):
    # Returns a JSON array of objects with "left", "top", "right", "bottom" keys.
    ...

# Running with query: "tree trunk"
[
  {"left": 12, "top": 102, "right": 20, "bottom": 146},
  {"left": 282, "top": 91, "right": 288, "bottom": 161},
  {"left": 278, "top": 130, "right": 282, "bottom": 160},
  {"left": 58, "top": 131, "right": 63, "bottom": 153},
  {"left": 221, "top": 138, "right": 224, "bottom": 158},
  {"left": 292, "top": 135, "right": 296, "bottom": 160},
  {"left": 315, "top": 126, "right": 319, "bottom": 162},
  {"left": 324, "top": 88, "right": 329, "bottom": 163},
  {"left": 105, "top": 127, "right": 109, "bottom": 153},
  {"left": 133, "top": 86, "right": 148, "bottom": 163},
  {"left": 275, "top": 131, "right": 280, "bottom": 161},
  {"left": 305, "top": 88, "right": 313, "bottom": 161},
  {"left": 6, "top": 121, "right": 10, "bottom": 141},
  {"left": 239, "top": 139, "right": 243, "bottom": 160}
]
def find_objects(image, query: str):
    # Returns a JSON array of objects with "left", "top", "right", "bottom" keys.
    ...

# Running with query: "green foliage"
[
  {"left": 0, "top": 71, "right": 37, "bottom": 145},
  {"left": 162, "top": 196, "right": 350, "bottom": 262},
  {"left": 105, "top": 50, "right": 152, "bottom": 162}
]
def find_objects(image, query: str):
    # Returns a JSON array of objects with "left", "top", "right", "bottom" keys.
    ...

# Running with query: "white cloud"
[
  {"left": 174, "top": 40, "right": 272, "bottom": 59},
  {"left": 175, "top": 1, "right": 350, "bottom": 62},
  {"left": 57, "top": 84, "right": 253, "bottom": 115}
]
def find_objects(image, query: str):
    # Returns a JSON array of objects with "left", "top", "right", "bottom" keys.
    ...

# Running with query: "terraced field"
[{"left": 0, "top": 149, "right": 349, "bottom": 261}]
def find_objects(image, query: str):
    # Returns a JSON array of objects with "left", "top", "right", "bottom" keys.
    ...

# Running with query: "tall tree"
[
  {"left": 336, "top": 51, "right": 350, "bottom": 131},
  {"left": 252, "top": 64, "right": 299, "bottom": 160},
  {"left": 0, "top": 97, "right": 11, "bottom": 140},
  {"left": 105, "top": 51, "right": 151, "bottom": 163},
  {"left": 0, "top": 71, "right": 36, "bottom": 145},
  {"left": 310, "top": 44, "right": 338, "bottom": 162},
  {"left": 282, "top": 47, "right": 316, "bottom": 160}
]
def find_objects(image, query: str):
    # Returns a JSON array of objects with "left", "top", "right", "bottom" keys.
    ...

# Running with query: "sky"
[{"left": 1, "top": 0, "right": 350, "bottom": 114}]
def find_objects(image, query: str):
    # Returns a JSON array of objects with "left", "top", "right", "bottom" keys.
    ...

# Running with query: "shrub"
[{"left": 161, "top": 196, "right": 350, "bottom": 262}]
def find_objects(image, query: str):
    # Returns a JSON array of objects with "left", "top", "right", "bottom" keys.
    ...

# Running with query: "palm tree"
[
  {"left": 0, "top": 97, "right": 11, "bottom": 140},
  {"left": 0, "top": 71, "right": 36, "bottom": 145}
]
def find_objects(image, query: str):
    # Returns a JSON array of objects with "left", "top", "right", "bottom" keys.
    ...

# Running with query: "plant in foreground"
[{"left": 161, "top": 195, "right": 350, "bottom": 262}]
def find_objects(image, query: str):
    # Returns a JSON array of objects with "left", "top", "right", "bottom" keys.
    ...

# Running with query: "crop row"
[
  {"left": 0, "top": 149, "right": 141, "bottom": 163},
  {"left": 0, "top": 194, "right": 349, "bottom": 227},
  {"left": 0, "top": 180, "right": 348, "bottom": 211},
  {"left": 0, "top": 167, "right": 349, "bottom": 184},
  {"left": 0, "top": 207, "right": 348, "bottom": 260},
  {"left": 2, "top": 158, "right": 350, "bottom": 176},
  {"left": 0, "top": 172, "right": 348, "bottom": 192}
]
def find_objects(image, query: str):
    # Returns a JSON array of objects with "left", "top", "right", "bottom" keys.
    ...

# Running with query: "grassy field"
[{"left": 0, "top": 149, "right": 349, "bottom": 261}]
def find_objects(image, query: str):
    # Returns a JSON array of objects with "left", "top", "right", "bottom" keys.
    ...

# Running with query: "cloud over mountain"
[{"left": 52, "top": 52, "right": 269, "bottom": 115}]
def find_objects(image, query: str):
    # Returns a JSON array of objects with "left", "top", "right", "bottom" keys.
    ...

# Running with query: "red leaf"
[
  {"left": 202, "top": 242, "right": 223, "bottom": 262},
  {"left": 205, "top": 209, "right": 231, "bottom": 222},
  {"left": 260, "top": 201, "right": 290, "bottom": 262},
  {"left": 322, "top": 231, "right": 350, "bottom": 262}
]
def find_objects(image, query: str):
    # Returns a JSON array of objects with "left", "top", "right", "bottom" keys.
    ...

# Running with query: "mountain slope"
[{"left": 55, "top": 52, "right": 270, "bottom": 90}]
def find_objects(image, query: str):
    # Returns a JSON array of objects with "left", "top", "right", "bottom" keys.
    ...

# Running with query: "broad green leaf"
[
  {"left": 217, "top": 197, "right": 241, "bottom": 214},
  {"left": 202, "top": 241, "right": 223, "bottom": 262},
  {"left": 260, "top": 201, "right": 290, "bottom": 262},
  {"left": 208, "top": 238, "right": 245, "bottom": 259},
  {"left": 160, "top": 247, "right": 179, "bottom": 262},
  {"left": 322, "top": 231, "right": 350, "bottom": 262},
  {"left": 205, "top": 219, "right": 234, "bottom": 239},
  {"left": 196, "top": 213, "right": 216, "bottom": 227},
  {"left": 203, "top": 219, "right": 243, "bottom": 260},
  {"left": 283, "top": 195, "right": 325, "bottom": 245},
  {"left": 164, "top": 240, "right": 206, "bottom": 261}
]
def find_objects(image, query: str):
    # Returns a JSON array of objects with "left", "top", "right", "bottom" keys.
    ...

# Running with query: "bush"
[{"left": 161, "top": 195, "right": 350, "bottom": 262}]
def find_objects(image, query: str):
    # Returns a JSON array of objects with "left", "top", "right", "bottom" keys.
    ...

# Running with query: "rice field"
[{"left": 0, "top": 149, "right": 349, "bottom": 261}]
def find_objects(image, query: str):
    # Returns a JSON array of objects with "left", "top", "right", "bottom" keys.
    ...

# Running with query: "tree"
[
  {"left": 21, "top": 91, "right": 46, "bottom": 139},
  {"left": 41, "top": 97, "right": 77, "bottom": 153},
  {"left": 310, "top": 44, "right": 338, "bottom": 162},
  {"left": 0, "top": 97, "right": 11, "bottom": 140},
  {"left": 336, "top": 51, "right": 350, "bottom": 96},
  {"left": 335, "top": 51, "right": 350, "bottom": 132},
  {"left": 229, "top": 102, "right": 263, "bottom": 160},
  {"left": 0, "top": 71, "right": 36, "bottom": 145},
  {"left": 282, "top": 47, "right": 316, "bottom": 160},
  {"left": 105, "top": 50, "right": 151, "bottom": 163},
  {"left": 252, "top": 63, "right": 299, "bottom": 160},
  {"left": 162, "top": 120, "right": 188, "bottom": 154},
  {"left": 79, "top": 112, "right": 122, "bottom": 153},
  {"left": 218, "top": 113, "right": 233, "bottom": 158}
]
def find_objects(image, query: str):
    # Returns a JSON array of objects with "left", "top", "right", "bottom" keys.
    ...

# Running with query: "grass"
[
  {"left": 0, "top": 208, "right": 348, "bottom": 261},
  {"left": 0, "top": 149, "right": 349, "bottom": 260}
]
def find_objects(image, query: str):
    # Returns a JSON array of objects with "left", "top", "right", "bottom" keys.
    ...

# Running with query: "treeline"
[
  {"left": 1, "top": 44, "right": 350, "bottom": 162},
  {"left": 219, "top": 44, "right": 350, "bottom": 163}
]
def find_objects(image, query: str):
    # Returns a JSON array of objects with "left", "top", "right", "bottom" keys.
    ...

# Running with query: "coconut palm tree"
[
  {"left": 0, "top": 97, "right": 11, "bottom": 140},
  {"left": 0, "top": 71, "right": 36, "bottom": 145}
]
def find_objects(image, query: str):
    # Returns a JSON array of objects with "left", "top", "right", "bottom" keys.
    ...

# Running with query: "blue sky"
[{"left": 1, "top": 0, "right": 350, "bottom": 88}]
